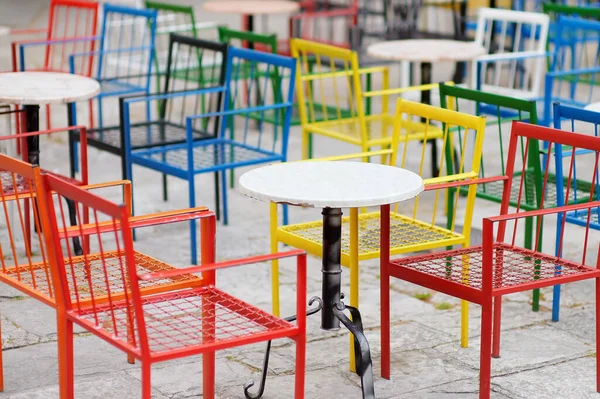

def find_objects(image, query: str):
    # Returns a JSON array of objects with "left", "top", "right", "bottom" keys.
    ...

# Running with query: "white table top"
[
  {"left": 0, "top": 26, "right": 10, "bottom": 36},
  {"left": 367, "top": 39, "right": 486, "bottom": 63},
  {"left": 204, "top": 0, "right": 300, "bottom": 15},
  {"left": 0, "top": 72, "right": 100, "bottom": 106},
  {"left": 239, "top": 161, "right": 424, "bottom": 208},
  {"left": 585, "top": 102, "right": 600, "bottom": 113}
]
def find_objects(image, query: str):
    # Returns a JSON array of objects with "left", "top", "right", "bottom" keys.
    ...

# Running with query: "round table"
[
  {"left": 585, "top": 102, "right": 600, "bottom": 113},
  {"left": 0, "top": 72, "right": 99, "bottom": 166},
  {"left": 240, "top": 161, "right": 423, "bottom": 398},
  {"left": 204, "top": 0, "right": 299, "bottom": 36},
  {"left": 0, "top": 27, "right": 9, "bottom": 36}
]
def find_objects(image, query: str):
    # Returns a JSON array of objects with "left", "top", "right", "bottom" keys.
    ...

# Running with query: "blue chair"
[
  {"left": 543, "top": 16, "right": 600, "bottom": 125},
  {"left": 123, "top": 47, "right": 296, "bottom": 262},
  {"left": 68, "top": 4, "right": 158, "bottom": 131},
  {"left": 552, "top": 103, "right": 600, "bottom": 322}
]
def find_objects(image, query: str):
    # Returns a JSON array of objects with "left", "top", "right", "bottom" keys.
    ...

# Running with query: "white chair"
[{"left": 471, "top": 7, "right": 550, "bottom": 100}]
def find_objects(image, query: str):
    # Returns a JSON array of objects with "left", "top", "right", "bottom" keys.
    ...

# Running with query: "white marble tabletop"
[
  {"left": 0, "top": 26, "right": 10, "bottom": 36},
  {"left": 204, "top": 0, "right": 300, "bottom": 15},
  {"left": 367, "top": 39, "right": 486, "bottom": 63},
  {"left": 0, "top": 72, "right": 100, "bottom": 106},
  {"left": 584, "top": 102, "right": 600, "bottom": 113},
  {"left": 239, "top": 161, "right": 424, "bottom": 208}
]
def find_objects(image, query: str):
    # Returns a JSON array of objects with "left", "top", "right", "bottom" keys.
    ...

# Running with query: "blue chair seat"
[{"left": 130, "top": 139, "right": 283, "bottom": 178}]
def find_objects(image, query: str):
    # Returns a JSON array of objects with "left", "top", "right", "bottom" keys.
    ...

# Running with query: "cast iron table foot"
[
  {"left": 332, "top": 302, "right": 375, "bottom": 399},
  {"left": 243, "top": 297, "right": 323, "bottom": 399}
]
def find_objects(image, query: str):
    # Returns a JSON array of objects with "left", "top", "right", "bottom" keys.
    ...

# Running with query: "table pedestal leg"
[
  {"left": 244, "top": 208, "right": 376, "bottom": 399},
  {"left": 24, "top": 104, "right": 82, "bottom": 256}
]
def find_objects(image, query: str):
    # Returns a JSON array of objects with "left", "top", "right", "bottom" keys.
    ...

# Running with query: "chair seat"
[
  {"left": 389, "top": 243, "right": 600, "bottom": 298},
  {"left": 81, "top": 121, "right": 213, "bottom": 153},
  {"left": 130, "top": 139, "right": 283, "bottom": 178},
  {"left": 1, "top": 169, "right": 82, "bottom": 197},
  {"left": 278, "top": 211, "right": 465, "bottom": 263},
  {"left": 1, "top": 250, "right": 201, "bottom": 303},
  {"left": 305, "top": 115, "right": 444, "bottom": 146},
  {"left": 75, "top": 285, "right": 296, "bottom": 358},
  {"left": 472, "top": 170, "right": 593, "bottom": 209}
]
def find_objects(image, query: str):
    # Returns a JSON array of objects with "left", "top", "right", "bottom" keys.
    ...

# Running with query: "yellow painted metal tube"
[
  {"left": 349, "top": 207, "right": 359, "bottom": 372},
  {"left": 270, "top": 202, "right": 280, "bottom": 317}
]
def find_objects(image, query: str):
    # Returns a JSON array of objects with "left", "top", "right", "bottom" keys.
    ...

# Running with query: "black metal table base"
[
  {"left": 244, "top": 297, "right": 375, "bottom": 399},
  {"left": 243, "top": 207, "right": 376, "bottom": 399}
]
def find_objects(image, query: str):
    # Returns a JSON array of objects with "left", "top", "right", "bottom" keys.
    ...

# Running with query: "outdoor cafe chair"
[
  {"left": 71, "top": 33, "right": 228, "bottom": 213},
  {"left": 37, "top": 173, "right": 307, "bottom": 399},
  {"left": 270, "top": 99, "right": 486, "bottom": 369},
  {"left": 290, "top": 38, "right": 446, "bottom": 162},
  {"left": 380, "top": 121, "right": 600, "bottom": 399},
  {"left": 552, "top": 103, "right": 600, "bottom": 322},
  {"left": 542, "top": 15, "right": 600, "bottom": 126},
  {"left": 123, "top": 46, "right": 296, "bottom": 233},
  {"left": 11, "top": 0, "right": 99, "bottom": 129},
  {"left": 471, "top": 8, "right": 550, "bottom": 105}
]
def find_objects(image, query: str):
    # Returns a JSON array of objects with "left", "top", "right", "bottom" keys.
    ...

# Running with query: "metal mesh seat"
[
  {"left": 280, "top": 211, "right": 463, "bottom": 261},
  {"left": 85, "top": 122, "right": 212, "bottom": 153},
  {"left": 390, "top": 243, "right": 598, "bottom": 293},
  {"left": 78, "top": 286, "right": 295, "bottom": 356}
]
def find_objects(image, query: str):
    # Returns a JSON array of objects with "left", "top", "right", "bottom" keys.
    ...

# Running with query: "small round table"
[
  {"left": 0, "top": 72, "right": 99, "bottom": 166},
  {"left": 240, "top": 161, "right": 423, "bottom": 399},
  {"left": 204, "top": 0, "right": 300, "bottom": 35},
  {"left": 585, "top": 102, "right": 600, "bottom": 113},
  {"left": 0, "top": 27, "right": 9, "bottom": 36}
]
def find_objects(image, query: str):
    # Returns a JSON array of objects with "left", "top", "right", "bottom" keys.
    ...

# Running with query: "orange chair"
[{"left": 37, "top": 173, "right": 308, "bottom": 398}]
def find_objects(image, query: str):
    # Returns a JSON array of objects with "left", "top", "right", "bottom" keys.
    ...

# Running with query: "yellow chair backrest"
[
  {"left": 290, "top": 38, "right": 367, "bottom": 129},
  {"left": 390, "top": 99, "right": 486, "bottom": 234}
]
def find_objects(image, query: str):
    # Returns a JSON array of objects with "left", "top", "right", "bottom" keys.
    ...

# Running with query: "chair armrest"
[
  {"left": 59, "top": 207, "right": 212, "bottom": 239},
  {"left": 300, "top": 149, "right": 393, "bottom": 162},
  {"left": 424, "top": 174, "right": 507, "bottom": 189},
  {"left": 138, "top": 249, "right": 305, "bottom": 280},
  {"left": 487, "top": 199, "right": 600, "bottom": 223},
  {"left": 475, "top": 51, "right": 550, "bottom": 63},
  {"left": 363, "top": 81, "right": 453, "bottom": 98},
  {"left": 123, "top": 87, "right": 226, "bottom": 108}
]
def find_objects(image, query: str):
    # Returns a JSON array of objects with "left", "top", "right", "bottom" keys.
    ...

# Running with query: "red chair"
[
  {"left": 11, "top": 0, "right": 99, "bottom": 128},
  {"left": 380, "top": 121, "right": 600, "bottom": 399},
  {"left": 37, "top": 174, "right": 307, "bottom": 398}
]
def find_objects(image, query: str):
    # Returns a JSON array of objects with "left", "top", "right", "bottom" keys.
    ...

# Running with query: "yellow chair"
[
  {"left": 290, "top": 38, "right": 445, "bottom": 160},
  {"left": 270, "top": 99, "right": 486, "bottom": 358}
]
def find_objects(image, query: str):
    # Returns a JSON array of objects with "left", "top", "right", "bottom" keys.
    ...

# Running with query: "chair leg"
[
  {"left": 141, "top": 362, "right": 152, "bottom": 399},
  {"left": 349, "top": 208, "right": 359, "bottom": 373},
  {"left": 492, "top": 296, "right": 502, "bottom": 358},
  {"left": 221, "top": 170, "right": 229, "bottom": 226},
  {"left": 270, "top": 203, "right": 281, "bottom": 317},
  {"left": 596, "top": 278, "right": 600, "bottom": 393},
  {"left": 301, "top": 131, "right": 309, "bottom": 160},
  {"left": 202, "top": 352, "right": 216, "bottom": 399},
  {"left": 57, "top": 312, "right": 75, "bottom": 399},
  {"left": 479, "top": 300, "right": 493, "bottom": 399},
  {"left": 0, "top": 315, "right": 4, "bottom": 392},
  {"left": 295, "top": 337, "right": 306, "bottom": 398}
]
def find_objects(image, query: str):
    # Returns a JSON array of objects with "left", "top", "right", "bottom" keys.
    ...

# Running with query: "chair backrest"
[
  {"left": 473, "top": 8, "right": 550, "bottom": 99},
  {"left": 439, "top": 83, "right": 542, "bottom": 211},
  {"left": 497, "top": 121, "right": 600, "bottom": 268},
  {"left": 218, "top": 27, "right": 278, "bottom": 54},
  {"left": 552, "top": 104, "right": 600, "bottom": 231},
  {"left": 389, "top": 99, "right": 486, "bottom": 242},
  {"left": 98, "top": 3, "right": 157, "bottom": 91},
  {"left": 290, "top": 39, "right": 365, "bottom": 130},
  {"left": 0, "top": 157, "right": 52, "bottom": 304},
  {"left": 217, "top": 47, "right": 296, "bottom": 159},
  {"left": 38, "top": 173, "right": 146, "bottom": 353},
  {"left": 159, "top": 34, "right": 228, "bottom": 125},
  {"left": 290, "top": 2, "right": 359, "bottom": 51},
  {"left": 43, "top": 0, "right": 100, "bottom": 73}
]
